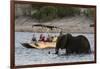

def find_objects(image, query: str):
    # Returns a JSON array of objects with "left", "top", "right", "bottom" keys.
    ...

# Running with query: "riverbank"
[{"left": 15, "top": 16, "right": 94, "bottom": 33}]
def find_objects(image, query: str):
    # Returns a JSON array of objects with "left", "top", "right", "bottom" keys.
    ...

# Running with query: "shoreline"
[
  {"left": 15, "top": 26, "right": 94, "bottom": 34},
  {"left": 15, "top": 16, "right": 94, "bottom": 33},
  {"left": 15, "top": 31, "right": 94, "bottom": 34}
]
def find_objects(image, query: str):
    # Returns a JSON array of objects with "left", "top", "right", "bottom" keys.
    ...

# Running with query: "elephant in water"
[{"left": 55, "top": 33, "right": 91, "bottom": 55}]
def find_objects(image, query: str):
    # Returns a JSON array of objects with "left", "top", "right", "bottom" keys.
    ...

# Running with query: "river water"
[{"left": 15, "top": 32, "right": 95, "bottom": 65}]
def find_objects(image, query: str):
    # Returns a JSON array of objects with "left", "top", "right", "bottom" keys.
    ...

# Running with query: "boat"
[
  {"left": 20, "top": 43, "right": 36, "bottom": 48},
  {"left": 21, "top": 41, "right": 56, "bottom": 49},
  {"left": 21, "top": 24, "right": 62, "bottom": 49}
]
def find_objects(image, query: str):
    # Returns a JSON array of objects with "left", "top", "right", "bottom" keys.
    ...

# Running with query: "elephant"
[{"left": 55, "top": 33, "right": 91, "bottom": 55}]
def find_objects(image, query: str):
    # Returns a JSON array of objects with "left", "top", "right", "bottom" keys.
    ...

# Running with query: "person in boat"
[
  {"left": 52, "top": 35, "right": 57, "bottom": 42},
  {"left": 46, "top": 35, "right": 50, "bottom": 42},
  {"left": 46, "top": 35, "right": 54, "bottom": 42},
  {"left": 51, "top": 36, "right": 54, "bottom": 42},
  {"left": 42, "top": 36, "right": 45, "bottom": 42},
  {"left": 39, "top": 34, "right": 45, "bottom": 42},
  {"left": 32, "top": 34, "right": 37, "bottom": 42},
  {"left": 39, "top": 34, "right": 43, "bottom": 41},
  {"left": 31, "top": 34, "right": 39, "bottom": 46}
]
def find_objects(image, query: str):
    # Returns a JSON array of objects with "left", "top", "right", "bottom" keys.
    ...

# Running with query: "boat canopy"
[{"left": 32, "top": 24, "right": 62, "bottom": 30}]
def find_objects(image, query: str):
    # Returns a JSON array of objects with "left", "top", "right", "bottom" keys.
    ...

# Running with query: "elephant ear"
[
  {"left": 62, "top": 33, "right": 72, "bottom": 48},
  {"left": 67, "top": 33, "right": 72, "bottom": 41}
]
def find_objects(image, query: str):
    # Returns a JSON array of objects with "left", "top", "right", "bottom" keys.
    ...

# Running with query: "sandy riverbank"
[{"left": 15, "top": 16, "right": 94, "bottom": 33}]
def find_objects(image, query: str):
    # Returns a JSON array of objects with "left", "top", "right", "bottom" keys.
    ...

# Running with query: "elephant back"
[
  {"left": 77, "top": 35, "right": 91, "bottom": 53},
  {"left": 67, "top": 35, "right": 91, "bottom": 54}
]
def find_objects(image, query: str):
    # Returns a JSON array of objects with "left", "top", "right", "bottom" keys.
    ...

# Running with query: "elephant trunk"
[{"left": 55, "top": 47, "right": 58, "bottom": 54}]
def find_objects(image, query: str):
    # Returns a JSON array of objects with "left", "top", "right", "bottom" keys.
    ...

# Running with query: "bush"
[
  {"left": 56, "top": 7, "right": 80, "bottom": 18},
  {"left": 32, "top": 6, "right": 81, "bottom": 22},
  {"left": 73, "top": 8, "right": 80, "bottom": 15},
  {"left": 84, "top": 8, "right": 95, "bottom": 19},
  {"left": 32, "top": 6, "right": 57, "bottom": 22}
]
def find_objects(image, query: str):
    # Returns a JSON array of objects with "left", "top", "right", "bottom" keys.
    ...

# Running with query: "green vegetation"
[
  {"left": 31, "top": 6, "right": 81, "bottom": 22},
  {"left": 32, "top": 6, "right": 57, "bottom": 22},
  {"left": 84, "top": 8, "right": 95, "bottom": 19},
  {"left": 56, "top": 7, "right": 80, "bottom": 18}
]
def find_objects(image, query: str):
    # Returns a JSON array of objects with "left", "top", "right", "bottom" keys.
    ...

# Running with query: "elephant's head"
[{"left": 55, "top": 33, "right": 72, "bottom": 54}]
